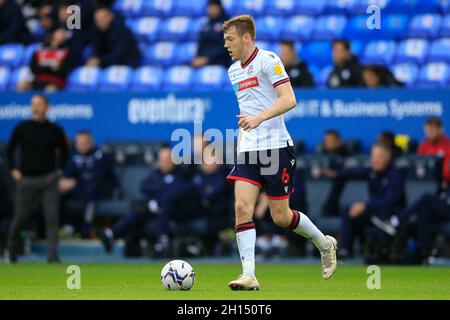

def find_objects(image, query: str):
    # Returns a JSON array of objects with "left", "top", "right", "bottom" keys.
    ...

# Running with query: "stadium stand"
[{"left": 0, "top": 0, "right": 449, "bottom": 91}]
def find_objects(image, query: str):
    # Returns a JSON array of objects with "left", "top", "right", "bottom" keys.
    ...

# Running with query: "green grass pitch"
[{"left": 0, "top": 263, "right": 449, "bottom": 299}]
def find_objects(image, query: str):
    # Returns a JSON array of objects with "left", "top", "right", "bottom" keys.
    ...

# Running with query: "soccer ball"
[{"left": 160, "top": 260, "right": 195, "bottom": 291}]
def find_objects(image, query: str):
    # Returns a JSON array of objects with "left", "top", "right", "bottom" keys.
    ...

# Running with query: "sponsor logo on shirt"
[{"left": 233, "top": 77, "right": 259, "bottom": 92}]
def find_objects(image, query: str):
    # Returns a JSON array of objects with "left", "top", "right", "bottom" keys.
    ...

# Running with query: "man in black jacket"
[
  {"left": 86, "top": 6, "right": 140, "bottom": 68},
  {"left": 319, "top": 130, "right": 352, "bottom": 216},
  {"left": 279, "top": 40, "right": 314, "bottom": 87},
  {"left": 327, "top": 39, "right": 363, "bottom": 88},
  {"left": 192, "top": 0, "right": 230, "bottom": 68},
  {"left": 0, "top": 0, "right": 32, "bottom": 44},
  {"left": 5, "top": 94, "right": 69, "bottom": 263},
  {"left": 322, "top": 143, "right": 406, "bottom": 261},
  {"left": 59, "top": 130, "right": 119, "bottom": 237}
]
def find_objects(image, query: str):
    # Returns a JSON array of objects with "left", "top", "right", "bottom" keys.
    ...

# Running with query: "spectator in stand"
[
  {"left": 59, "top": 130, "right": 119, "bottom": 237},
  {"left": 327, "top": 39, "right": 363, "bottom": 88},
  {"left": 56, "top": 0, "right": 94, "bottom": 65},
  {"left": 5, "top": 94, "right": 69, "bottom": 263},
  {"left": 190, "top": 151, "right": 232, "bottom": 255},
  {"left": 377, "top": 131, "right": 404, "bottom": 158},
  {"left": 192, "top": 0, "right": 230, "bottom": 68},
  {"left": 318, "top": 130, "right": 351, "bottom": 158},
  {"left": 318, "top": 130, "right": 351, "bottom": 216},
  {"left": 362, "top": 64, "right": 404, "bottom": 88},
  {"left": 86, "top": 6, "right": 140, "bottom": 68},
  {"left": 279, "top": 40, "right": 314, "bottom": 87},
  {"left": 416, "top": 117, "right": 450, "bottom": 185},
  {"left": 0, "top": 0, "right": 32, "bottom": 44},
  {"left": 99, "top": 145, "right": 196, "bottom": 257},
  {"left": 371, "top": 183, "right": 450, "bottom": 264},
  {"left": 36, "top": 2, "right": 59, "bottom": 41},
  {"left": 322, "top": 143, "right": 406, "bottom": 262},
  {"left": 372, "top": 120, "right": 450, "bottom": 263},
  {"left": 18, "top": 28, "right": 73, "bottom": 92}
]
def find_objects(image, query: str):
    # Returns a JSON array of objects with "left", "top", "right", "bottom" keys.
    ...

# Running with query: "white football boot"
[{"left": 321, "top": 235, "right": 338, "bottom": 280}]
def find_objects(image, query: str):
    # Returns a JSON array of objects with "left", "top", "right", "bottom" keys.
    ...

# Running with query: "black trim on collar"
[{"left": 241, "top": 47, "right": 259, "bottom": 69}]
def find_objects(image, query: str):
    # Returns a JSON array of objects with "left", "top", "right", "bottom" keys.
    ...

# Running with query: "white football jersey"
[{"left": 228, "top": 47, "right": 294, "bottom": 153}]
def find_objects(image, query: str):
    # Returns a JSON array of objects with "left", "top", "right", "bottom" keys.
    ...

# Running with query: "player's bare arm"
[{"left": 237, "top": 82, "right": 296, "bottom": 131}]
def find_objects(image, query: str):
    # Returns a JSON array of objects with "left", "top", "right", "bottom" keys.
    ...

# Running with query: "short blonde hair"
[{"left": 222, "top": 15, "right": 256, "bottom": 40}]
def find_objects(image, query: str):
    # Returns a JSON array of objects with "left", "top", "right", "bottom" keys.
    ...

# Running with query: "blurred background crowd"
[{"left": 1, "top": 0, "right": 450, "bottom": 91}]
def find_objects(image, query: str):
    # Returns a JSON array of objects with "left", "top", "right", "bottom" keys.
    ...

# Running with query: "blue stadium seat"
[
  {"left": 26, "top": 18, "right": 46, "bottom": 39},
  {"left": 362, "top": 40, "right": 396, "bottom": 65},
  {"left": 351, "top": 0, "right": 389, "bottom": 14},
  {"left": 385, "top": 0, "right": 420, "bottom": 14},
  {"left": 193, "top": 65, "right": 228, "bottom": 90},
  {"left": 419, "top": 0, "right": 442, "bottom": 14},
  {"left": 98, "top": 66, "right": 133, "bottom": 91},
  {"left": 159, "top": 17, "right": 193, "bottom": 41},
  {"left": 307, "top": 64, "right": 320, "bottom": 84},
  {"left": 172, "top": 0, "right": 206, "bottom": 17},
  {"left": 346, "top": 14, "right": 408, "bottom": 40},
  {"left": 113, "top": 0, "right": 145, "bottom": 17},
  {"left": 381, "top": 14, "right": 410, "bottom": 39},
  {"left": 0, "top": 44, "right": 24, "bottom": 68},
  {"left": 395, "top": 39, "right": 430, "bottom": 64},
  {"left": 428, "top": 38, "right": 450, "bottom": 62},
  {"left": 255, "top": 16, "right": 283, "bottom": 41},
  {"left": 66, "top": 66, "right": 100, "bottom": 91},
  {"left": 323, "top": 0, "right": 357, "bottom": 14},
  {"left": 442, "top": 1, "right": 450, "bottom": 13},
  {"left": 130, "top": 66, "right": 163, "bottom": 91},
  {"left": 142, "top": 0, "right": 173, "bottom": 17},
  {"left": 386, "top": 0, "right": 440, "bottom": 14},
  {"left": 300, "top": 42, "right": 332, "bottom": 67},
  {"left": 22, "top": 43, "right": 42, "bottom": 66},
  {"left": 255, "top": 41, "right": 272, "bottom": 51},
  {"left": 128, "top": 17, "right": 161, "bottom": 43},
  {"left": 163, "top": 66, "right": 194, "bottom": 90},
  {"left": 222, "top": 0, "right": 239, "bottom": 17},
  {"left": 266, "top": 0, "right": 296, "bottom": 16},
  {"left": 344, "top": 15, "right": 382, "bottom": 39},
  {"left": 281, "top": 15, "right": 314, "bottom": 41},
  {"left": 408, "top": 14, "right": 442, "bottom": 38},
  {"left": 391, "top": 63, "right": 419, "bottom": 87},
  {"left": 316, "top": 65, "right": 333, "bottom": 88},
  {"left": 312, "top": 15, "right": 347, "bottom": 40},
  {"left": 8, "top": 66, "right": 32, "bottom": 91},
  {"left": 175, "top": 42, "right": 198, "bottom": 65},
  {"left": 295, "top": 0, "right": 327, "bottom": 15},
  {"left": 271, "top": 42, "right": 282, "bottom": 55},
  {"left": 417, "top": 62, "right": 450, "bottom": 87},
  {"left": 350, "top": 40, "right": 366, "bottom": 57},
  {"left": 234, "top": 0, "right": 266, "bottom": 16},
  {"left": 0, "top": 66, "right": 11, "bottom": 91},
  {"left": 143, "top": 42, "right": 177, "bottom": 66},
  {"left": 440, "top": 15, "right": 450, "bottom": 37}
]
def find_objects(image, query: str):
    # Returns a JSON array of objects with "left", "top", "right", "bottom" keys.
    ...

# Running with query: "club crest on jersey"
[
  {"left": 247, "top": 65, "right": 254, "bottom": 75},
  {"left": 233, "top": 77, "right": 259, "bottom": 92},
  {"left": 284, "top": 186, "right": 289, "bottom": 194}
]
